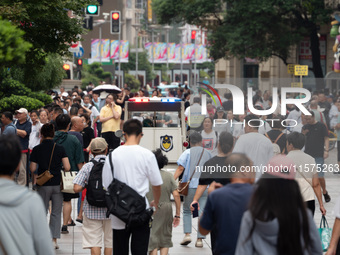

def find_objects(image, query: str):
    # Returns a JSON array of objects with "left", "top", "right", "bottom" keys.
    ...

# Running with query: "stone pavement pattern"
[{"left": 56, "top": 149, "right": 340, "bottom": 255}]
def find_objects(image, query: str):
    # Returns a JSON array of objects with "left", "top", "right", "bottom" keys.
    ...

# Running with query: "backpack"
[
  {"left": 86, "top": 158, "right": 107, "bottom": 207},
  {"left": 105, "top": 153, "right": 153, "bottom": 229},
  {"left": 265, "top": 132, "right": 285, "bottom": 155}
]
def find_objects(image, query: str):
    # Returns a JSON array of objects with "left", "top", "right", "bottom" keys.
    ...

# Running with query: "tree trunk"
[{"left": 310, "top": 27, "right": 325, "bottom": 91}]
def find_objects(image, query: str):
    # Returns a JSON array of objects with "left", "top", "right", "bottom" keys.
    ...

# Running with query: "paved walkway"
[{"left": 56, "top": 150, "right": 340, "bottom": 255}]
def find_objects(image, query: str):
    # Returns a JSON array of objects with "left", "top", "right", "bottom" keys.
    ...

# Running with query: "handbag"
[
  {"left": 318, "top": 215, "right": 332, "bottom": 252},
  {"left": 36, "top": 143, "right": 56, "bottom": 186},
  {"left": 177, "top": 148, "right": 205, "bottom": 196},
  {"left": 61, "top": 170, "right": 77, "bottom": 193}
]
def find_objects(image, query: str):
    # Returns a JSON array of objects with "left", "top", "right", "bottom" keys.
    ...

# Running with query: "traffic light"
[
  {"left": 191, "top": 30, "right": 196, "bottom": 40},
  {"left": 83, "top": 16, "right": 93, "bottom": 30},
  {"left": 77, "top": 59, "right": 83, "bottom": 66},
  {"left": 63, "top": 64, "right": 71, "bottom": 79},
  {"left": 85, "top": 5, "right": 99, "bottom": 16},
  {"left": 110, "top": 11, "right": 121, "bottom": 34}
]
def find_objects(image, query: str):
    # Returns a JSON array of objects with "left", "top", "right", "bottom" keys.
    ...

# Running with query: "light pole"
[
  {"left": 132, "top": 24, "right": 142, "bottom": 81},
  {"left": 150, "top": 24, "right": 160, "bottom": 87},
  {"left": 163, "top": 25, "right": 172, "bottom": 70},
  {"left": 178, "top": 26, "right": 186, "bottom": 84},
  {"left": 93, "top": 19, "right": 107, "bottom": 63}
]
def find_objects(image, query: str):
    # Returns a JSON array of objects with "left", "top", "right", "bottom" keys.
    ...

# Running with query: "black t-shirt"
[
  {"left": 265, "top": 129, "right": 287, "bottom": 154},
  {"left": 30, "top": 139, "right": 67, "bottom": 186},
  {"left": 81, "top": 126, "right": 95, "bottom": 148},
  {"left": 15, "top": 120, "right": 32, "bottom": 150},
  {"left": 199, "top": 156, "right": 231, "bottom": 186},
  {"left": 303, "top": 122, "right": 328, "bottom": 158}
]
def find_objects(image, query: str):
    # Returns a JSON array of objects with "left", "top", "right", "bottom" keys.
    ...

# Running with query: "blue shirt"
[
  {"left": 177, "top": 146, "right": 211, "bottom": 188},
  {"left": 3, "top": 123, "right": 17, "bottom": 135},
  {"left": 200, "top": 183, "right": 253, "bottom": 255}
]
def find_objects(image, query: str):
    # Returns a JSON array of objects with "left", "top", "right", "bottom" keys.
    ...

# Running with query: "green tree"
[
  {"left": 0, "top": 19, "right": 31, "bottom": 70},
  {"left": 121, "top": 47, "right": 155, "bottom": 83},
  {"left": 153, "top": 0, "right": 333, "bottom": 90},
  {"left": 10, "top": 53, "right": 65, "bottom": 91},
  {"left": 0, "top": 0, "right": 92, "bottom": 88},
  {"left": 125, "top": 73, "right": 141, "bottom": 91},
  {"left": 81, "top": 62, "right": 112, "bottom": 87}
]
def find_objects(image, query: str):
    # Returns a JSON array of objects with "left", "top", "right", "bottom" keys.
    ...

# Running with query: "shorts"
[
  {"left": 82, "top": 214, "right": 112, "bottom": 249},
  {"left": 63, "top": 192, "right": 80, "bottom": 202},
  {"left": 315, "top": 157, "right": 324, "bottom": 177}
]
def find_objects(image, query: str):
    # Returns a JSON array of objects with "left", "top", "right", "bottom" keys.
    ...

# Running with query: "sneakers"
[
  {"left": 53, "top": 240, "right": 59, "bottom": 249},
  {"left": 195, "top": 239, "right": 203, "bottom": 248},
  {"left": 61, "top": 225, "right": 69, "bottom": 234},
  {"left": 180, "top": 235, "right": 192, "bottom": 246},
  {"left": 323, "top": 192, "right": 331, "bottom": 203}
]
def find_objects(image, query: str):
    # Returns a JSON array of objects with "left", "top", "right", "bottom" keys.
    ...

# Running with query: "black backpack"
[
  {"left": 86, "top": 158, "right": 107, "bottom": 207},
  {"left": 105, "top": 153, "right": 153, "bottom": 229}
]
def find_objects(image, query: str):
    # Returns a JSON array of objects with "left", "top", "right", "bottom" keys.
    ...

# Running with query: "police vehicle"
[{"left": 124, "top": 97, "right": 188, "bottom": 164}]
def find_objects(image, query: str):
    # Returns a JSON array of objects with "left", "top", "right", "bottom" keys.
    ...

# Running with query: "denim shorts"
[{"left": 315, "top": 157, "right": 324, "bottom": 177}]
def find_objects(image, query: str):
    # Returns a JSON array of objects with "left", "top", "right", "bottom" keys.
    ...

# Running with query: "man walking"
[
  {"left": 302, "top": 111, "right": 331, "bottom": 202},
  {"left": 54, "top": 114, "right": 84, "bottom": 233},
  {"left": 73, "top": 138, "right": 112, "bottom": 255},
  {"left": 199, "top": 153, "right": 255, "bottom": 255},
  {"left": 102, "top": 119, "right": 162, "bottom": 255},
  {"left": 232, "top": 114, "right": 273, "bottom": 178},
  {"left": 15, "top": 108, "right": 32, "bottom": 185}
]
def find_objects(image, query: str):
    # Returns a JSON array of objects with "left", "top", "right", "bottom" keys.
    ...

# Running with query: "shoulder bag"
[
  {"left": 177, "top": 148, "right": 204, "bottom": 196},
  {"left": 36, "top": 143, "right": 55, "bottom": 186}
]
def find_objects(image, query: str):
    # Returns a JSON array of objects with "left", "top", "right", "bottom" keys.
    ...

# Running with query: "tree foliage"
[
  {"left": 121, "top": 48, "right": 155, "bottom": 83},
  {"left": 124, "top": 73, "right": 141, "bottom": 91},
  {"left": 153, "top": 0, "right": 333, "bottom": 90},
  {"left": 0, "top": 0, "right": 93, "bottom": 89},
  {"left": 0, "top": 19, "right": 32, "bottom": 69},
  {"left": 10, "top": 53, "right": 65, "bottom": 91},
  {"left": 81, "top": 62, "right": 112, "bottom": 87},
  {"left": 0, "top": 95, "right": 44, "bottom": 113}
]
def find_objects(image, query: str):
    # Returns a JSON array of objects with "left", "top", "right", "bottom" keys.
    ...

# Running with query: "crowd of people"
[{"left": 0, "top": 83, "right": 340, "bottom": 255}]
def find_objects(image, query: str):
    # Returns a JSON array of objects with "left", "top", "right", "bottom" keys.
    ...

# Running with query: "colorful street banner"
[
  {"left": 167, "top": 43, "right": 176, "bottom": 63},
  {"left": 90, "top": 39, "right": 129, "bottom": 63},
  {"left": 91, "top": 39, "right": 111, "bottom": 62},
  {"left": 110, "top": 40, "right": 129, "bottom": 63},
  {"left": 145, "top": 43, "right": 211, "bottom": 63}
]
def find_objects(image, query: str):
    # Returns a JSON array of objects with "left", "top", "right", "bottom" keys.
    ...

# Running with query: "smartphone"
[{"left": 192, "top": 203, "right": 199, "bottom": 218}]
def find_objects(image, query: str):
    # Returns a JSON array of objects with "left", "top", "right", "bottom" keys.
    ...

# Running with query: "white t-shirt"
[
  {"left": 102, "top": 145, "right": 163, "bottom": 230},
  {"left": 29, "top": 122, "right": 42, "bottom": 150},
  {"left": 233, "top": 132, "right": 273, "bottom": 178},
  {"left": 333, "top": 195, "right": 340, "bottom": 219},
  {"left": 201, "top": 130, "right": 218, "bottom": 156},
  {"left": 287, "top": 150, "right": 316, "bottom": 202}
]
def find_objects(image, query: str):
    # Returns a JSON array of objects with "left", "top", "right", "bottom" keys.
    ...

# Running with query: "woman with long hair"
[
  {"left": 29, "top": 123, "right": 71, "bottom": 249},
  {"left": 235, "top": 155, "right": 322, "bottom": 255},
  {"left": 200, "top": 117, "right": 218, "bottom": 156}
]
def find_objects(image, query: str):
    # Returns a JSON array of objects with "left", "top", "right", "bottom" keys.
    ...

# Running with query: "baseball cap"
[
  {"left": 90, "top": 138, "right": 108, "bottom": 153},
  {"left": 264, "top": 155, "right": 296, "bottom": 180},
  {"left": 216, "top": 106, "right": 225, "bottom": 112},
  {"left": 15, "top": 108, "right": 28, "bottom": 115}
]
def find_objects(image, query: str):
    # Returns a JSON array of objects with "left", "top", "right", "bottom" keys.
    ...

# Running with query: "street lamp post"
[
  {"left": 163, "top": 25, "right": 173, "bottom": 70},
  {"left": 178, "top": 26, "right": 186, "bottom": 84},
  {"left": 132, "top": 24, "right": 142, "bottom": 81},
  {"left": 150, "top": 24, "right": 160, "bottom": 87}
]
